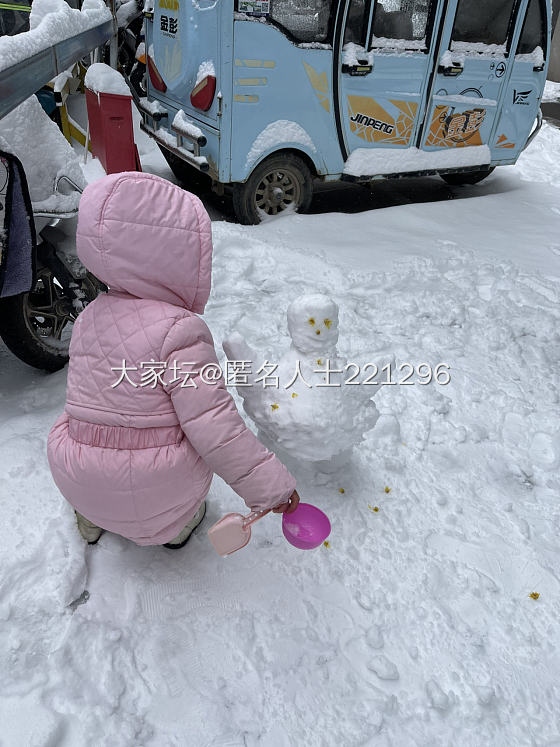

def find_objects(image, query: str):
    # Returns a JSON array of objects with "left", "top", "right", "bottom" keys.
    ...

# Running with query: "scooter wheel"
[
  {"left": 232, "top": 152, "right": 314, "bottom": 225},
  {"left": 0, "top": 268, "right": 103, "bottom": 372},
  {"left": 440, "top": 167, "right": 495, "bottom": 186}
]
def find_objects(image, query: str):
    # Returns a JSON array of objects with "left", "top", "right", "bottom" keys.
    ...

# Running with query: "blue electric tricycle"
[{"left": 139, "top": 0, "right": 551, "bottom": 223}]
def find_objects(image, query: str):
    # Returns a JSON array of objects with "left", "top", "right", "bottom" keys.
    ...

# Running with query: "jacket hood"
[{"left": 76, "top": 172, "right": 212, "bottom": 312}]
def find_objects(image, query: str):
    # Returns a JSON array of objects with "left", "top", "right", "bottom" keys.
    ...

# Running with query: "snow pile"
[
  {"left": 233, "top": 11, "right": 268, "bottom": 23},
  {"left": 172, "top": 110, "right": 204, "bottom": 141},
  {"left": 84, "top": 63, "right": 130, "bottom": 97},
  {"left": 514, "top": 120, "right": 560, "bottom": 189},
  {"left": 344, "top": 145, "right": 491, "bottom": 177},
  {"left": 342, "top": 41, "right": 374, "bottom": 67},
  {"left": 440, "top": 48, "right": 465, "bottom": 67},
  {"left": 370, "top": 35, "right": 426, "bottom": 51},
  {"left": 0, "top": 96, "right": 85, "bottom": 213},
  {"left": 245, "top": 120, "right": 316, "bottom": 169},
  {"left": 298, "top": 42, "right": 332, "bottom": 50},
  {"left": 432, "top": 93, "right": 497, "bottom": 106},
  {"left": 0, "top": 0, "right": 111, "bottom": 73},
  {"left": 224, "top": 294, "right": 380, "bottom": 471},
  {"left": 450, "top": 41, "right": 507, "bottom": 57},
  {"left": 516, "top": 46, "right": 544, "bottom": 65},
  {"left": 543, "top": 79, "right": 560, "bottom": 102},
  {"left": 138, "top": 96, "right": 166, "bottom": 115},
  {"left": 195, "top": 59, "right": 216, "bottom": 86},
  {"left": 155, "top": 127, "right": 208, "bottom": 167},
  {"left": 115, "top": 0, "right": 139, "bottom": 27}
]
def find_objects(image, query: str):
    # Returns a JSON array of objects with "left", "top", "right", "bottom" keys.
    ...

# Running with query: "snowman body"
[{"left": 223, "top": 295, "right": 379, "bottom": 471}]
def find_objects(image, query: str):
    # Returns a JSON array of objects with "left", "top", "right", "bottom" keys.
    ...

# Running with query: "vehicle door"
[
  {"left": 421, "top": 0, "right": 519, "bottom": 153},
  {"left": 493, "top": 0, "right": 550, "bottom": 156},
  {"left": 335, "top": 0, "right": 437, "bottom": 162}
]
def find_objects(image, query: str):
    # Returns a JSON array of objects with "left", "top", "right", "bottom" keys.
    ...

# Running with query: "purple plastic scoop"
[{"left": 282, "top": 502, "right": 331, "bottom": 550}]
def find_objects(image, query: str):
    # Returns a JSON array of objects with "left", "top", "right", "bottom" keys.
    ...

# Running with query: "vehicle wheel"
[
  {"left": 0, "top": 267, "right": 103, "bottom": 372},
  {"left": 232, "top": 153, "right": 313, "bottom": 225},
  {"left": 157, "top": 145, "right": 211, "bottom": 191},
  {"left": 440, "top": 167, "right": 495, "bottom": 186}
]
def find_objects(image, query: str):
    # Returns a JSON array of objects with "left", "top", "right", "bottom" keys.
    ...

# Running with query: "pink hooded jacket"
[{"left": 47, "top": 172, "right": 296, "bottom": 545}]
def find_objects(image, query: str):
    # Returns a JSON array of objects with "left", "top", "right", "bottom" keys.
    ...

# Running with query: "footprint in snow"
[
  {"left": 426, "top": 679, "right": 450, "bottom": 711},
  {"left": 365, "top": 625, "right": 384, "bottom": 650},
  {"left": 367, "top": 655, "right": 399, "bottom": 681}
]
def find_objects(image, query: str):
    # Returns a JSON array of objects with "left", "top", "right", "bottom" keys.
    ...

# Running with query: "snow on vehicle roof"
[{"left": 0, "top": 0, "right": 111, "bottom": 74}]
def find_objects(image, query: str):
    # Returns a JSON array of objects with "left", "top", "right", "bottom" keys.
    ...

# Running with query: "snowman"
[{"left": 223, "top": 294, "right": 380, "bottom": 474}]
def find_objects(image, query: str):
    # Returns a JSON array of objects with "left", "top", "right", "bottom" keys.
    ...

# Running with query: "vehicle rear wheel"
[
  {"left": 157, "top": 145, "right": 211, "bottom": 191},
  {"left": 232, "top": 153, "right": 313, "bottom": 225},
  {"left": 440, "top": 167, "right": 495, "bottom": 186}
]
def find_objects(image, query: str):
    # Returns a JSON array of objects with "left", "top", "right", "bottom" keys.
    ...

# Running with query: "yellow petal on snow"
[
  {"left": 291, "top": 393, "right": 298, "bottom": 399},
  {"left": 385, "top": 486, "right": 391, "bottom": 494},
  {"left": 529, "top": 592, "right": 540, "bottom": 600},
  {"left": 339, "top": 488, "right": 345, "bottom": 494},
  {"left": 368, "top": 504, "right": 380, "bottom": 513},
  {"left": 308, "top": 317, "right": 316, "bottom": 326},
  {"left": 271, "top": 404, "right": 279, "bottom": 411},
  {"left": 324, "top": 318, "right": 332, "bottom": 329},
  {"left": 317, "top": 359, "right": 323, "bottom": 366},
  {"left": 323, "top": 541, "right": 331, "bottom": 548}
]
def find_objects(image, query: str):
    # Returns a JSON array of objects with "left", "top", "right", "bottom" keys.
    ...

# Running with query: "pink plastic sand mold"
[{"left": 281, "top": 502, "right": 331, "bottom": 550}]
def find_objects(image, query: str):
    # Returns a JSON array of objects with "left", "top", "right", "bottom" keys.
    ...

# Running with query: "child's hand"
[{"left": 272, "top": 490, "right": 300, "bottom": 514}]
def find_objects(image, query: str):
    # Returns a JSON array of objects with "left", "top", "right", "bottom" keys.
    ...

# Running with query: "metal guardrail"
[{"left": 0, "top": 17, "right": 116, "bottom": 120}]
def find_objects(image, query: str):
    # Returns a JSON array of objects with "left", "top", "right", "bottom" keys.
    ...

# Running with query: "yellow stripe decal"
[
  {"left": 236, "top": 77, "right": 267, "bottom": 86},
  {"left": 234, "top": 94, "right": 259, "bottom": 103},
  {"left": 235, "top": 59, "right": 276, "bottom": 69}
]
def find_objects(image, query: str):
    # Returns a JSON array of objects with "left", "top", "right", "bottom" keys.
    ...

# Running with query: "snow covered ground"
[{"left": 1, "top": 101, "right": 560, "bottom": 746}]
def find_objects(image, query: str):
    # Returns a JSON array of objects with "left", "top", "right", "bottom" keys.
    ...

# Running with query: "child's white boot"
[
  {"left": 75, "top": 512, "right": 104, "bottom": 544},
  {"left": 164, "top": 502, "right": 207, "bottom": 549}
]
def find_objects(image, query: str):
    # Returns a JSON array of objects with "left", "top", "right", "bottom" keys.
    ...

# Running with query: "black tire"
[
  {"left": 232, "top": 153, "right": 314, "bottom": 225},
  {"left": 0, "top": 268, "right": 103, "bottom": 372},
  {"left": 157, "top": 145, "right": 211, "bottom": 192},
  {"left": 441, "top": 167, "right": 495, "bottom": 186}
]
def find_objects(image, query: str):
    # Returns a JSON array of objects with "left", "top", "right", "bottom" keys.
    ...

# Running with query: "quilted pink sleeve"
[{"left": 161, "top": 315, "right": 296, "bottom": 512}]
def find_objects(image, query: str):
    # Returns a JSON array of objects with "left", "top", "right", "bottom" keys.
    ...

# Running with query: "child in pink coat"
[{"left": 47, "top": 172, "right": 299, "bottom": 548}]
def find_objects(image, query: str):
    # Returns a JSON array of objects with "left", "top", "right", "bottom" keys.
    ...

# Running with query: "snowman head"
[{"left": 287, "top": 294, "right": 339, "bottom": 354}]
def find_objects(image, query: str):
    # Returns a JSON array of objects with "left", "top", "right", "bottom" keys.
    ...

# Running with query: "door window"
[
  {"left": 370, "top": 0, "right": 432, "bottom": 49},
  {"left": 451, "top": 0, "right": 516, "bottom": 48},
  {"left": 344, "top": 0, "right": 370, "bottom": 45},
  {"left": 268, "top": 0, "right": 335, "bottom": 43},
  {"left": 516, "top": 0, "right": 547, "bottom": 56}
]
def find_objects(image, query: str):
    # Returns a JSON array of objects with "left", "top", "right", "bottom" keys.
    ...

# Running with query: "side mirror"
[{"left": 0, "top": 150, "right": 36, "bottom": 299}]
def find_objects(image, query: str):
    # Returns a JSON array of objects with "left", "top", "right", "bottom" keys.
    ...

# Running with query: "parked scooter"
[{"left": 0, "top": 162, "right": 104, "bottom": 372}]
